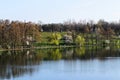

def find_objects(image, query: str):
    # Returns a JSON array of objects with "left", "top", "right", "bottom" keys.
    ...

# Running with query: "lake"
[{"left": 0, "top": 46, "right": 120, "bottom": 80}]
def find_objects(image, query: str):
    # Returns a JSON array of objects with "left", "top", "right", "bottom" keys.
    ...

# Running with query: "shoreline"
[
  {"left": 0, "top": 45, "right": 78, "bottom": 51},
  {"left": 0, "top": 44, "right": 114, "bottom": 51}
]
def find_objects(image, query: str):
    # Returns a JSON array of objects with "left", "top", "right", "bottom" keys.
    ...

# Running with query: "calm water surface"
[{"left": 0, "top": 46, "right": 120, "bottom": 80}]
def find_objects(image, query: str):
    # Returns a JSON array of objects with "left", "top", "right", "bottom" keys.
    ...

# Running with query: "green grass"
[
  {"left": 40, "top": 32, "right": 67, "bottom": 43},
  {"left": 37, "top": 32, "right": 120, "bottom": 46}
]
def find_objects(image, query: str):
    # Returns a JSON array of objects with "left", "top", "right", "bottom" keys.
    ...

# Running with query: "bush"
[{"left": 75, "top": 35, "right": 85, "bottom": 46}]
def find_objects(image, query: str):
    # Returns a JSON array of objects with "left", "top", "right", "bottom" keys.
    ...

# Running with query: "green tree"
[
  {"left": 75, "top": 35, "right": 85, "bottom": 46},
  {"left": 48, "top": 33, "right": 62, "bottom": 45}
]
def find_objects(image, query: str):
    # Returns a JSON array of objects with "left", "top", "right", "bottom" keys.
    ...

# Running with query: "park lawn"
[
  {"left": 34, "top": 32, "right": 120, "bottom": 47},
  {"left": 40, "top": 32, "right": 67, "bottom": 43}
]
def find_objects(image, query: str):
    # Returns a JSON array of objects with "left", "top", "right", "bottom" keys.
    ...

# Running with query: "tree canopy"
[{"left": 0, "top": 19, "right": 40, "bottom": 48}]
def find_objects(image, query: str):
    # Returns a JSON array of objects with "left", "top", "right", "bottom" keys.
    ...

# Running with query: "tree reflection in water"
[
  {"left": 0, "top": 46, "right": 120, "bottom": 79},
  {"left": 0, "top": 50, "right": 42, "bottom": 79}
]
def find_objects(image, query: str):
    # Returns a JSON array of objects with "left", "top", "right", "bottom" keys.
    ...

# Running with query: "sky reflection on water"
[{"left": 0, "top": 46, "right": 120, "bottom": 80}]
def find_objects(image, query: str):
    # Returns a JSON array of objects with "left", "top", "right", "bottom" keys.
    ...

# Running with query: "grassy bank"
[
  {"left": 1, "top": 32, "right": 120, "bottom": 51},
  {"left": 37, "top": 32, "right": 120, "bottom": 47},
  {"left": 40, "top": 32, "right": 67, "bottom": 43}
]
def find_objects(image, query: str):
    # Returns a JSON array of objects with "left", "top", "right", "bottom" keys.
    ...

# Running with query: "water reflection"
[
  {"left": 0, "top": 50, "right": 41, "bottom": 79},
  {"left": 0, "top": 46, "right": 120, "bottom": 79}
]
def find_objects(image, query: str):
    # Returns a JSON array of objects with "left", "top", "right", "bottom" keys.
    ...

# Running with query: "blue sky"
[{"left": 0, "top": 0, "right": 120, "bottom": 23}]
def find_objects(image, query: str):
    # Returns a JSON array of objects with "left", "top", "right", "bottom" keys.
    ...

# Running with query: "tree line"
[
  {"left": 41, "top": 20, "right": 120, "bottom": 35},
  {"left": 0, "top": 19, "right": 40, "bottom": 49},
  {"left": 1, "top": 19, "right": 120, "bottom": 48}
]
